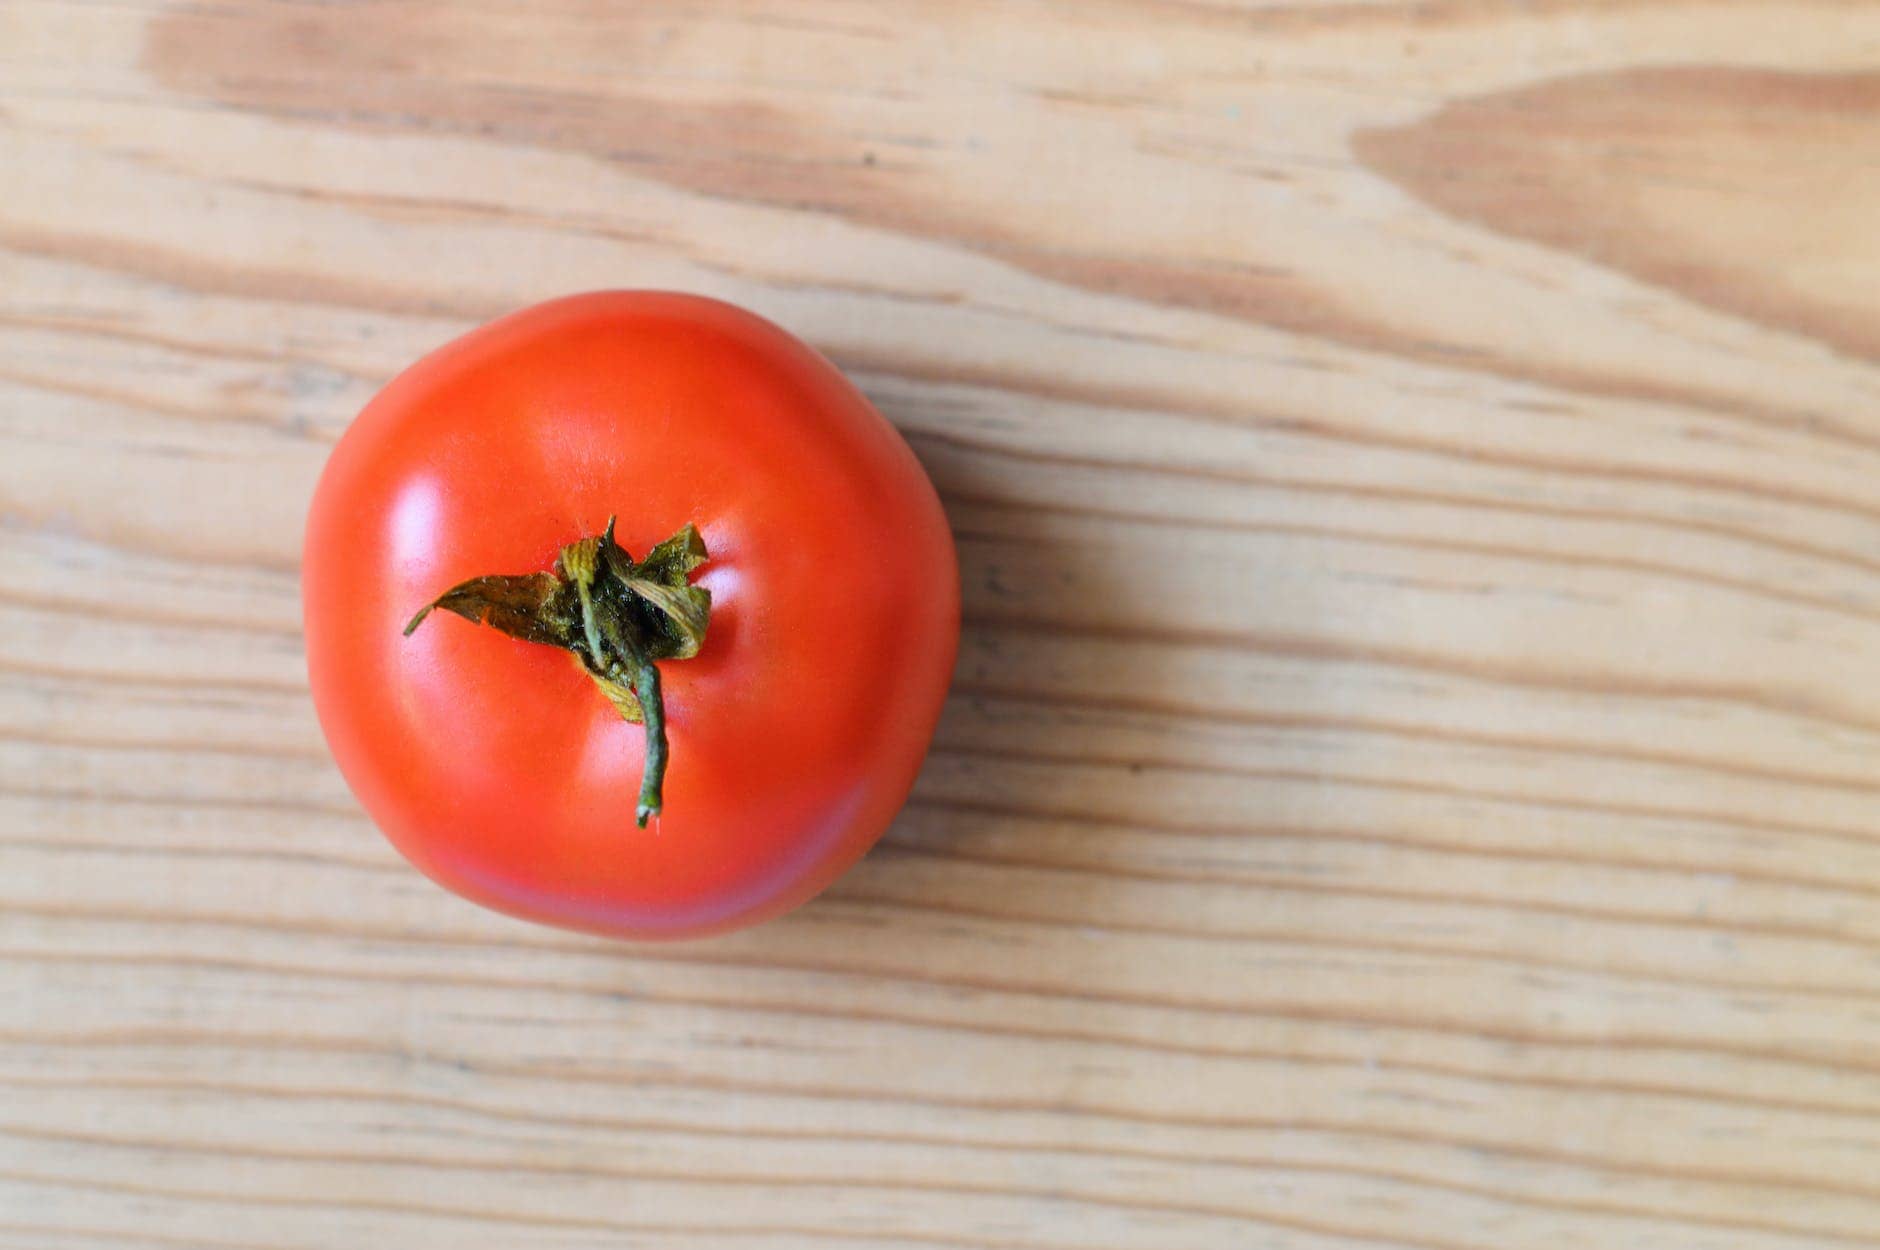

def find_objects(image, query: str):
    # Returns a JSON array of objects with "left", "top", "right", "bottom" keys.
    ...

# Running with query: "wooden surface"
[{"left": 6, "top": 2, "right": 1880, "bottom": 1246}]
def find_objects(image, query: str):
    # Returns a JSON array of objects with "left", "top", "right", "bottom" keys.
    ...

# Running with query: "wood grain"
[{"left": 6, "top": 1, "right": 1880, "bottom": 1245}]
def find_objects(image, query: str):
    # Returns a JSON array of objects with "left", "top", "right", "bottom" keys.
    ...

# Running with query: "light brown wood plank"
[{"left": 7, "top": 0, "right": 1880, "bottom": 1245}]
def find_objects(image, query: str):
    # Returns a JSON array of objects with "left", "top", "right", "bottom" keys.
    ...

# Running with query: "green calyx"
[{"left": 404, "top": 521, "right": 711, "bottom": 826}]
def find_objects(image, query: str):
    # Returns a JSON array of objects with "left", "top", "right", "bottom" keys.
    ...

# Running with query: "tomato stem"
[
  {"left": 404, "top": 522, "right": 711, "bottom": 830},
  {"left": 630, "top": 659, "right": 667, "bottom": 826}
]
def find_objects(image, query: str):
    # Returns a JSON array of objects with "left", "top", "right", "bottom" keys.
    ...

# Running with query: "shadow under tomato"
[{"left": 707, "top": 374, "right": 1211, "bottom": 981}]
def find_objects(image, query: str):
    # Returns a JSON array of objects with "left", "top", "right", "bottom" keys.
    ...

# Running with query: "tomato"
[{"left": 303, "top": 292, "right": 958, "bottom": 939}]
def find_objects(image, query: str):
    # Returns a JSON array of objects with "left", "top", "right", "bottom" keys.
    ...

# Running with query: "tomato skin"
[{"left": 303, "top": 293, "right": 958, "bottom": 938}]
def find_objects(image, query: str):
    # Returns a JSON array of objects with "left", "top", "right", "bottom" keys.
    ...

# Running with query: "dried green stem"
[
  {"left": 629, "top": 659, "right": 665, "bottom": 825},
  {"left": 403, "top": 520, "right": 710, "bottom": 827}
]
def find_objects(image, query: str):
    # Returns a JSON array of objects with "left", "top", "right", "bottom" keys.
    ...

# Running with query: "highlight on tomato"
[{"left": 303, "top": 292, "right": 959, "bottom": 939}]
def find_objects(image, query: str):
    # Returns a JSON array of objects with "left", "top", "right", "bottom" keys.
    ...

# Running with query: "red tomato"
[{"left": 303, "top": 292, "right": 958, "bottom": 938}]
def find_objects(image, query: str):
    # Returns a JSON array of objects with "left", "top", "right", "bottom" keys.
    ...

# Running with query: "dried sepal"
[
  {"left": 402, "top": 572, "right": 570, "bottom": 647},
  {"left": 403, "top": 521, "right": 711, "bottom": 824}
]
